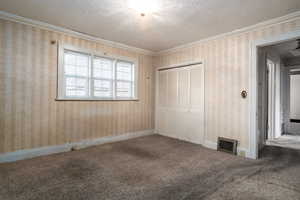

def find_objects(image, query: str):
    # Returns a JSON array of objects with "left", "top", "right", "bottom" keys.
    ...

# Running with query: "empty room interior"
[{"left": 1, "top": 0, "right": 300, "bottom": 200}]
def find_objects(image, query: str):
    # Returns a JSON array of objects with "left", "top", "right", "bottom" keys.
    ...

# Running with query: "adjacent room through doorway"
[{"left": 257, "top": 38, "right": 300, "bottom": 153}]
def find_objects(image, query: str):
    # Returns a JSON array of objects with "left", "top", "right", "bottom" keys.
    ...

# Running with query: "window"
[
  {"left": 57, "top": 45, "right": 137, "bottom": 100},
  {"left": 116, "top": 61, "right": 134, "bottom": 98}
]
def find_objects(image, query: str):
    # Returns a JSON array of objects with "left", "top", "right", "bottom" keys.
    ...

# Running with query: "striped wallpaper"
[
  {"left": 1, "top": 14, "right": 300, "bottom": 155},
  {"left": 0, "top": 19, "right": 154, "bottom": 154},
  {"left": 154, "top": 17, "right": 300, "bottom": 150}
]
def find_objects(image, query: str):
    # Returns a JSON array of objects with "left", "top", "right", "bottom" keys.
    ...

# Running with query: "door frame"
[
  {"left": 249, "top": 29, "right": 300, "bottom": 159},
  {"left": 267, "top": 59, "right": 276, "bottom": 140}
]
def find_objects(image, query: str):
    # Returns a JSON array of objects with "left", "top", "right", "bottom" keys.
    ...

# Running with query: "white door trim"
[
  {"left": 249, "top": 29, "right": 300, "bottom": 159},
  {"left": 267, "top": 59, "right": 276, "bottom": 140}
]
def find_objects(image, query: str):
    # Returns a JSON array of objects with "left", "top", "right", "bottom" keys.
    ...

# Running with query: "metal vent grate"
[{"left": 217, "top": 137, "right": 238, "bottom": 155}]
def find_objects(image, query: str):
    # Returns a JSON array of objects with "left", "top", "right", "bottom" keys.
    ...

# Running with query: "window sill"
[{"left": 55, "top": 98, "right": 139, "bottom": 102}]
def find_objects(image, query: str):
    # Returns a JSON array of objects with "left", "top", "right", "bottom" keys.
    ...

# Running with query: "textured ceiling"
[{"left": 1, "top": 0, "right": 300, "bottom": 51}]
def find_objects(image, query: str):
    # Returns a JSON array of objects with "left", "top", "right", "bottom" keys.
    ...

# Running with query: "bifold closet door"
[{"left": 156, "top": 64, "right": 205, "bottom": 144}]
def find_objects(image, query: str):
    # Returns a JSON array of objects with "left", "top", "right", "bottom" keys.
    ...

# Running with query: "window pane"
[
  {"left": 116, "top": 81, "right": 132, "bottom": 98},
  {"left": 116, "top": 61, "right": 133, "bottom": 81},
  {"left": 64, "top": 51, "right": 89, "bottom": 77},
  {"left": 65, "top": 77, "right": 88, "bottom": 97},
  {"left": 94, "top": 80, "right": 112, "bottom": 98},
  {"left": 65, "top": 53, "right": 76, "bottom": 65},
  {"left": 77, "top": 56, "right": 89, "bottom": 67},
  {"left": 93, "top": 57, "right": 113, "bottom": 79}
]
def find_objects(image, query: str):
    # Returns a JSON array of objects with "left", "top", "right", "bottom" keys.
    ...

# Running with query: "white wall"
[
  {"left": 289, "top": 74, "right": 300, "bottom": 134},
  {"left": 281, "top": 65, "right": 290, "bottom": 134}
]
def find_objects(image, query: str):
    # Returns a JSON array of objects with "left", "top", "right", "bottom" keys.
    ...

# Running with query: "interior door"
[
  {"left": 267, "top": 59, "right": 275, "bottom": 140},
  {"left": 267, "top": 58, "right": 282, "bottom": 140},
  {"left": 156, "top": 64, "right": 205, "bottom": 144}
]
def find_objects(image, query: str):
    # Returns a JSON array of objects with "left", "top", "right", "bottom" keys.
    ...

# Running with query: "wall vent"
[{"left": 217, "top": 137, "right": 238, "bottom": 155}]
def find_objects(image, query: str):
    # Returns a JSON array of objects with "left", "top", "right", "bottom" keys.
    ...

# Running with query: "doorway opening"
[{"left": 257, "top": 38, "right": 300, "bottom": 154}]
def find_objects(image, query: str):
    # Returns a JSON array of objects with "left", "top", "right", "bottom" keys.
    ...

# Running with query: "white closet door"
[
  {"left": 166, "top": 69, "right": 179, "bottom": 136},
  {"left": 157, "top": 71, "right": 168, "bottom": 134},
  {"left": 167, "top": 70, "right": 178, "bottom": 106},
  {"left": 172, "top": 68, "right": 190, "bottom": 140},
  {"left": 156, "top": 64, "right": 204, "bottom": 144},
  {"left": 187, "top": 66, "right": 205, "bottom": 144},
  {"left": 178, "top": 69, "right": 190, "bottom": 107},
  {"left": 158, "top": 72, "right": 168, "bottom": 107}
]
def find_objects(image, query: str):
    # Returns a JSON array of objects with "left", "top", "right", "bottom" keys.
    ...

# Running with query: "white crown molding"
[
  {"left": 0, "top": 11, "right": 155, "bottom": 56},
  {"left": 156, "top": 10, "right": 300, "bottom": 55}
]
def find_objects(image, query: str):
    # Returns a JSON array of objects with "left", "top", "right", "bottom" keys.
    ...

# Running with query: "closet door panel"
[
  {"left": 178, "top": 69, "right": 189, "bottom": 107},
  {"left": 166, "top": 109, "right": 180, "bottom": 138},
  {"left": 189, "top": 66, "right": 205, "bottom": 144},
  {"left": 158, "top": 72, "right": 168, "bottom": 107},
  {"left": 167, "top": 70, "right": 178, "bottom": 106},
  {"left": 186, "top": 111, "right": 204, "bottom": 144},
  {"left": 190, "top": 67, "right": 204, "bottom": 107},
  {"left": 178, "top": 111, "right": 191, "bottom": 141},
  {"left": 157, "top": 109, "right": 168, "bottom": 134}
]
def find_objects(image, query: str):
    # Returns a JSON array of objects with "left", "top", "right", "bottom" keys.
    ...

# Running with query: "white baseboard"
[
  {"left": 158, "top": 134, "right": 252, "bottom": 158},
  {"left": 203, "top": 140, "right": 218, "bottom": 150},
  {"left": 0, "top": 129, "right": 154, "bottom": 163},
  {"left": 158, "top": 132, "right": 203, "bottom": 145}
]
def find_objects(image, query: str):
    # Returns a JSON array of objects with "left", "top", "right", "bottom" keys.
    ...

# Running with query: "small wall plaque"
[{"left": 241, "top": 90, "right": 247, "bottom": 99}]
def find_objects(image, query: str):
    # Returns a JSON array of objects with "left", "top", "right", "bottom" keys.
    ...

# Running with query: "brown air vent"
[{"left": 217, "top": 137, "right": 238, "bottom": 155}]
